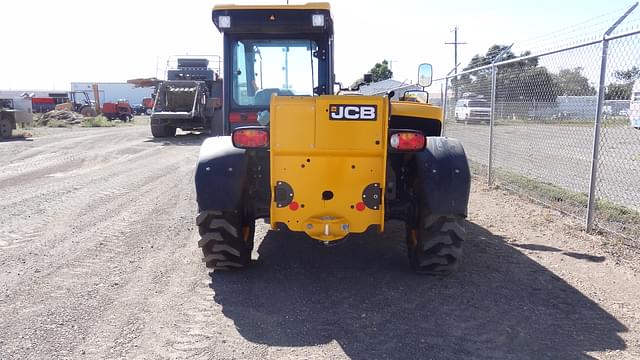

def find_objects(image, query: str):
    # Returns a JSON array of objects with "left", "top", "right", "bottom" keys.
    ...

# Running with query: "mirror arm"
[{"left": 350, "top": 82, "right": 367, "bottom": 91}]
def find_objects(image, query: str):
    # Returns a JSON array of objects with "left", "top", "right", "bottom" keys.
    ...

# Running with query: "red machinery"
[{"left": 102, "top": 101, "right": 133, "bottom": 121}]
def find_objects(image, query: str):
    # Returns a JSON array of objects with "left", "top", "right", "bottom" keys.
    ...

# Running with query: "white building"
[{"left": 70, "top": 82, "right": 154, "bottom": 105}]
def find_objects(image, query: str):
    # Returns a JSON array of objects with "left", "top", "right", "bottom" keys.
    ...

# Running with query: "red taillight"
[
  {"left": 229, "top": 112, "right": 258, "bottom": 123},
  {"left": 232, "top": 128, "right": 269, "bottom": 148},
  {"left": 389, "top": 131, "right": 426, "bottom": 151}
]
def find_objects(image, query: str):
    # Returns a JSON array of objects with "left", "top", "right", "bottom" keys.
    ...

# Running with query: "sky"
[{"left": 0, "top": 0, "right": 638, "bottom": 91}]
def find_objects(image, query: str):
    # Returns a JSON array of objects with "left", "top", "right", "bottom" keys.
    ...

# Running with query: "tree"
[
  {"left": 462, "top": 45, "right": 517, "bottom": 71},
  {"left": 370, "top": 60, "right": 393, "bottom": 82},
  {"left": 352, "top": 60, "right": 394, "bottom": 88},
  {"left": 614, "top": 66, "right": 640, "bottom": 82},
  {"left": 455, "top": 44, "right": 558, "bottom": 104},
  {"left": 556, "top": 67, "right": 596, "bottom": 96},
  {"left": 605, "top": 66, "right": 640, "bottom": 100}
]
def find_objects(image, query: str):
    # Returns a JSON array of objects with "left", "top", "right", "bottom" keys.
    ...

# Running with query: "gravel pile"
[{"left": 39, "top": 110, "right": 85, "bottom": 125}]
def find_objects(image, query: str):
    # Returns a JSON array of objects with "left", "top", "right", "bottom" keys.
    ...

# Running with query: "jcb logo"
[{"left": 329, "top": 104, "right": 377, "bottom": 120}]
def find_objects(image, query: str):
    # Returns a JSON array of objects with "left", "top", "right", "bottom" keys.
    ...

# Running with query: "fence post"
[
  {"left": 586, "top": 41, "right": 608, "bottom": 233},
  {"left": 586, "top": 2, "right": 638, "bottom": 232},
  {"left": 488, "top": 65, "right": 497, "bottom": 185},
  {"left": 441, "top": 64, "right": 460, "bottom": 136},
  {"left": 442, "top": 79, "right": 449, "bottom": 136},
  {"left": 487, "top": 45, "right": 512, "bottom": 186}
]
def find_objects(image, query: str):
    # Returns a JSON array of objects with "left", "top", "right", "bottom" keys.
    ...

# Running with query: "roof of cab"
[{"left": 213, "top": 2, "right": 330, "bottom": 11}]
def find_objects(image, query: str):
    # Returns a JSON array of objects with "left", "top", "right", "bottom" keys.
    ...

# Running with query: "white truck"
[
  {"left": 0, "top": 97, "right": 33, "bottom": 138},
  {"left": 454, "top": 97, "right": 491, "bottom": 124}
]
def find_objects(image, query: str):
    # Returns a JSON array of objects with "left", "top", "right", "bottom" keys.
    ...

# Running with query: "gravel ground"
[{"left": 0, "top": 124, "right": 639, "bottom": 359}]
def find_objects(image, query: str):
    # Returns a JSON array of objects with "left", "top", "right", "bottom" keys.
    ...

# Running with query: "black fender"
[
  {"left": 195, "top": 136, "right": 248, "bottom": 211},
  {"left": 415, "top": 137, "right": 471, "bottom": 217}
]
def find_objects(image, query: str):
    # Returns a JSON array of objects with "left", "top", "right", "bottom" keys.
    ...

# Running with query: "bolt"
[
  {"left": 306, "top": 224, "right": 313, "bottom": 229},
  {"left": 341, "top": 224, "right": 349, "bottom": 232},
  {"left": 205, "top": 167, "right": 211, "bottom": 171},
  {"left": 228, "top": 167, "right": 233, "bottom": 172}
]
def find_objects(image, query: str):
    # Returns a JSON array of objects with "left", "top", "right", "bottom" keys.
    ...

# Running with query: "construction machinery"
[
  {"left": 54, "top": 91, "right": 98, "bottom": 117},
  {"left": 194, "top": 3, "right": 471, "bottom": 274},
  {"left": 102, "top": 101, "right": 133, "bottom": 121},
  {"left": 142, "top": 97, "right": 154, "bottom": 115},
  {"left": 0, "top": 97, "right": 33, "bottom": 138},
  {"left": 150, "top": 57, "right": 223, "bottom": 137}
]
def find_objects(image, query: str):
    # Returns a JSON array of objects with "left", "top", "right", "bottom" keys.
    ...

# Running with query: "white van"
[
  {"left": 630, "top": 80, "right": 640, "bottom": 129},
  {"left": 454, "top": 98, "right": 491, "bottom": 124}
]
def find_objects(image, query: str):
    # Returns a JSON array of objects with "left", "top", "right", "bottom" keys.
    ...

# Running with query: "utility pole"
[
  {"left": 445, "top": 26, "right": 467, "bottom": 99},
  {"left": 445, "top": 26, "right": 467, "bottom": 77}
]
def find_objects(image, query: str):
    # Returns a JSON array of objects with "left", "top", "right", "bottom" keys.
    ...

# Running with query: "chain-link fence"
[{"left": 435, "top": 3, "right": 640, "bottom": 245}]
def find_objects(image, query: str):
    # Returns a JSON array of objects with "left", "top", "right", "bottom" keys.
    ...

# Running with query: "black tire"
[
  {"left": 407, "top": 215, "right": 465, "bottom": 275},
  {"left": 80, "top": 106, "right": 97, "bottom": 117},
  {"left": 196, "top": 210, "right": 254, "bottom": 270},
  {"left": 150, "top": 124, "right": 176, "bottom": 138}
]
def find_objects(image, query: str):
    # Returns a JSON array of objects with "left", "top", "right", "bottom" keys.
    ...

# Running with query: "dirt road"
[{"left": 1, "top": 124, "right": 639, "bottom": 359}]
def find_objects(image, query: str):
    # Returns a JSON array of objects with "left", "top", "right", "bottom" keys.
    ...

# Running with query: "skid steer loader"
[{"left": 195, "top": 3, "right": 471, "bottom": 274}]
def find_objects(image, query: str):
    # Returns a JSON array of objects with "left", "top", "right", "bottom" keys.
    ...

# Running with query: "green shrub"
[
  {"left": 81, "top": 116, "right": 116, "bottom": 127},
  {"left": 47, "top": 120, "right": 71, "bottom": 128}
]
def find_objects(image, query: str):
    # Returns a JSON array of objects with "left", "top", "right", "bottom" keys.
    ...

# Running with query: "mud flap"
[
  {"left": 415, "top": 137, "right": 471, "bottom": 217},
  {"left": 195, "top": 136, "right": 248, "bottom": 211}
]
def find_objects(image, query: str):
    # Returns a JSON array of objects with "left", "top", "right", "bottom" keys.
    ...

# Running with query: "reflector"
[{"left": 229, "top": 112, "right": 258, "bottom": 123}]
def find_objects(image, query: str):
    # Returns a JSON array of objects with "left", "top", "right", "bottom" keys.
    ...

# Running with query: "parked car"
[
  {"left": 455, "top": 98, "right": 491, "bottom": 124},
  {"left": 131, "top": 104, "right": 145, "bottom": 115}
]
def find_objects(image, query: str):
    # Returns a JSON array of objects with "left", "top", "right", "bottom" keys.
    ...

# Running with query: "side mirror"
[
  {"left": 400, "top": 90, "right": 429, "bottom": 104},
  {"left": 417, "top": 63, "right": 432, "bottom": 87},
  {"left": 363, "top": 73, "right": 373, "bottom": 84}
]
